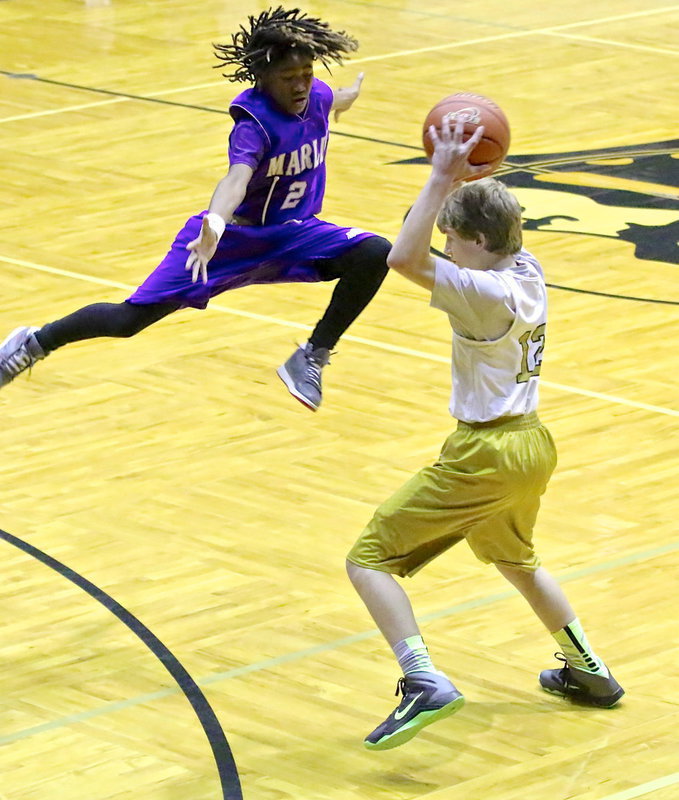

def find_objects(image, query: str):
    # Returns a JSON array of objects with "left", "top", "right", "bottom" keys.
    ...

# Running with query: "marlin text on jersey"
[{"left": 266, "top": 134, "right": 330, "bottom": 177}]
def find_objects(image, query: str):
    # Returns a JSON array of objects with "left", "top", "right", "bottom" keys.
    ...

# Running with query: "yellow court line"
[
  {"left": 1, "top": 6, "right": 676, "bottom": 124},
  {"left": 549, "top": 4, "right": 679, "bottom": 30},
  {"left": 549, "top": 30, "right": 679, "bottom": 57},
  {"left": 420, "top": 765, "right": 679, "bottom": 800},
  {"left": 0, "top": 257, "right": 132, "bottom": 291},
  {"left": 2, "top": 253, "right": 677, "bottom": 418},
  {"left": 0, "top": 78, "right": 237, "bottom": 124},
  {"left": 0, "top": 82, "right": 232, "bottom": 126},
  {"left": 597, "top": 771, "right": 679, "bottom": 800},
  {"left": 0, "top": 97, "right": 128, "bottom": 123},
  {"left": 349, "top": 4, "right": 679, "bottom": 63},
  {"left": 351, "top": 29, "right": 537, "bottom": 63}
]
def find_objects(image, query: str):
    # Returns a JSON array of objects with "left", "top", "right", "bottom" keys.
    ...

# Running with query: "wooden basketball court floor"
[{"left": 1, "top": 1, "right": 678, "bottom": 798}]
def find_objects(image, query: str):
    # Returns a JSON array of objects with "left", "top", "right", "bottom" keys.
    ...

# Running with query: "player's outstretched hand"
[
  {"left": 185, "top": 217, "right": 217, "bottom": 284},
  {"left": 333, "top": 72, "right": 365, "bottom": 121},
  {"left": 428, "top": 115, "right": 488, "bottom": 184}
]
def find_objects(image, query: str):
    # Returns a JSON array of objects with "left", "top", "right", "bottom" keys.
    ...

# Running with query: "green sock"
[
  {"left": 392, "top": 635, "right": 436, "bottom": 676},
  {"left": 552, "top": 618, "right": 609, "bottom": 676}
]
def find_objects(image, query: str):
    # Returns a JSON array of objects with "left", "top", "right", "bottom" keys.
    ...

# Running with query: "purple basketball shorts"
[{"left": 126, "top": 212, "right": 375, "bottom": 309}]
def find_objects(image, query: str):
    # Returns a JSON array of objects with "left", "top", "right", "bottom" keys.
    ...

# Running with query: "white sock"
[{"left": 392, "top": 635, "right": 436, "bottom": 676}]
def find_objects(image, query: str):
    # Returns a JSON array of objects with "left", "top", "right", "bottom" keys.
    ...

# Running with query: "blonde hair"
[{"left": 437, "top": 178, "right": 522, "bottom": 255}]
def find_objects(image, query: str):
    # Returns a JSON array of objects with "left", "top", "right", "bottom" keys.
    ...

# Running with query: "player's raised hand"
[
  {"left": 429, "top": 115, "right": 487, "bottom": 184},
  {"left": 185, "top": 217, "right": 218, "bottom": 284},
  {"left": 333, "top": 72, "right": 365, "bottom": 121}
]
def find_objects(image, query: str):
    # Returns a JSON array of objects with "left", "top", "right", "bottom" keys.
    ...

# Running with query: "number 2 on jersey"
[
  {"left": 281, "top": 180, "right": 307, "bottom": 210},
  {"left": 516, "top": 323, "right": 546, "bottom": 383}
]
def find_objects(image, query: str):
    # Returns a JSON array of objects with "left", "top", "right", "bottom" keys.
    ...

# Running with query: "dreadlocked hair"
[{"left": 213, "top": 6, "right": 358, "bottom": 83}]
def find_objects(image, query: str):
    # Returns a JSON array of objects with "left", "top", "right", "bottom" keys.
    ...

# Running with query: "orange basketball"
[{"left": 422, "top": 92, "right": 510, "bottom": 178}]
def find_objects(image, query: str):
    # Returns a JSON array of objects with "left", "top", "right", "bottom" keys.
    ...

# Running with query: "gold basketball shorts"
[{"left": 347, "top": 413, "right": 557, "bottom": 577}]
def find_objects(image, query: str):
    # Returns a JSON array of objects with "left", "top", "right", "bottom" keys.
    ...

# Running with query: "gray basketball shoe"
[
  {"left": 539, "top": 653, "right": 624, "bottom": 707},
  {"left": 364, "top": 671, "right": 465, "bottom": 751},
  {"left": 276, "top": 343, "right": 331, "bottom": 411},
  {"left": 0, "top": 327, "right": 45, "bottom": 388}
]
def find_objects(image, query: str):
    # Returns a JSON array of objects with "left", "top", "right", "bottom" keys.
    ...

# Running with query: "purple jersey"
[
  {"left": 228, "top": 78, "right": 333, "bottom": 225},
  {"left": 126, "top": 78, "right": 378, "bottom": 310}
]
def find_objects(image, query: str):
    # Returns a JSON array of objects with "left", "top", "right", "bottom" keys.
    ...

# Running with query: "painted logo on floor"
[{"left": 396, "top": 139, "right": 679, "bottom": 267}]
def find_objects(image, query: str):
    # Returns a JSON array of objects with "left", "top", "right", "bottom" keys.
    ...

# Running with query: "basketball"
[{"left": 422, "top": 92, "right": 510, "bottom": 178}]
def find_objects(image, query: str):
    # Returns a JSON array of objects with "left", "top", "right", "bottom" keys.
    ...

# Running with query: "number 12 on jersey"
[{"left": 516, "top": 323, "right": 546, "bottom": 383}]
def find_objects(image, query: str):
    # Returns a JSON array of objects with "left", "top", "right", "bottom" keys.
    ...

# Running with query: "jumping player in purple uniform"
[{"left": 0, "top": 7, "right": 390, "bottom": 411}]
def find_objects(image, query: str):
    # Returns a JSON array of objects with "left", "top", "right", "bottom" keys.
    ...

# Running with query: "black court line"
[
  {"left": 428, "top": 244, "right": 679, "bottom": 306},
  {"left": 427, "top": 246, "right": 679, "bottom": 306},
  {"left": 543, "top": 283, "right": 677, "bottom": 305},
  {"left": 0, "top": 71, "right": 421, "bottom": 152},
  {"left": 3, "top": 70, "right": 677, "bottom": 307},
  {"left": 0, "top": 526, "right": 243, "bottom": 800}
]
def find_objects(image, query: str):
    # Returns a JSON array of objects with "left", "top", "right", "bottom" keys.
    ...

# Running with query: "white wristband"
[{"left": 205, "top": 212, "right": 226, "bottom": 240}]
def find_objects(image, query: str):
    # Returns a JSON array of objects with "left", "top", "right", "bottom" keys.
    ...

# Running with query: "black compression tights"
[
  {"left": 35, "top": 301, "right": 180, "bottom": 353},
  {"left": 308, "top": 235, "right": 390, "bottom": 351}
]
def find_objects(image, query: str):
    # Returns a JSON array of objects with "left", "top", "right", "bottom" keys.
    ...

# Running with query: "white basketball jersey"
[{"left": 431, "top": 249, "right": 547, "bottom": 423}]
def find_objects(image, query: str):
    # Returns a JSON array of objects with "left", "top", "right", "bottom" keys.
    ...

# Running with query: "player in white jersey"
[{"left": 345, "top": 116, "right": 624, "bottom": 751}]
